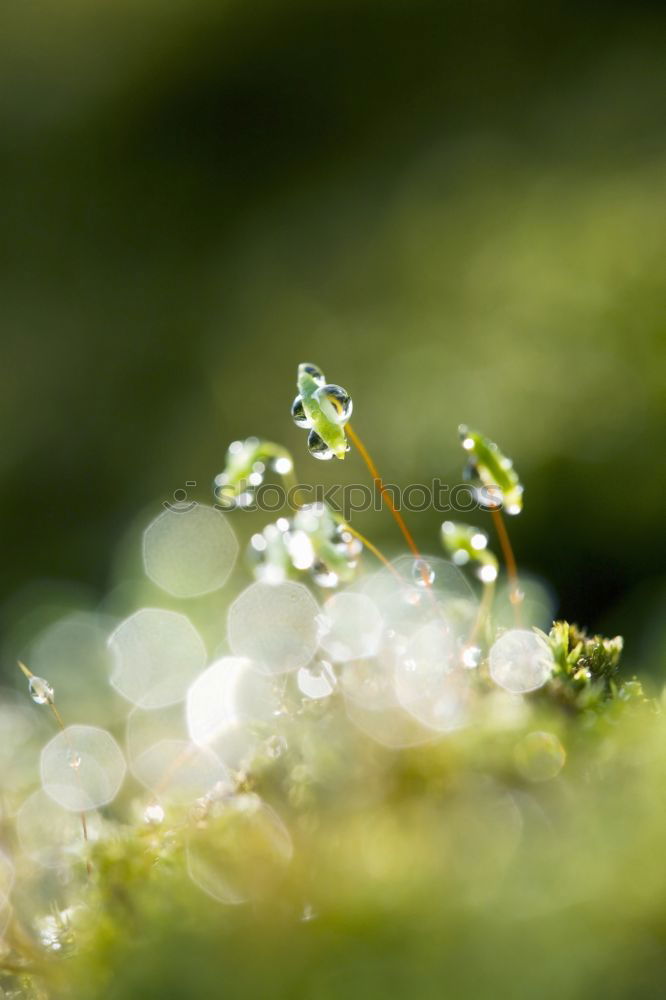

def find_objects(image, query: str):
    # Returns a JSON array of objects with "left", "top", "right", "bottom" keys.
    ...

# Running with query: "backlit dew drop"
[
  {"left": 26, "top": 612, "right": 124, "bottom": 727},
  {"left": 514, "top": 731, "right": 566, "bottom": 782},
  {"left": 307, "top": 429, "right": 334, "bottom": 461},
  {"left": 273, "top": 455, "right": 293, "bottom": 475},
  {"left": 314, "top": 384, "right": 353, "bottom": 425},
  {"left": 317, "top": 592, "right": 383, "bottom": 662},
  {"left": 40, "top": 724, "right": 127, "bottom": 812},
  {"left": 489, "top": 629, "right": 554, "bottom": 695},
  {"left": 29, "top": 675, "right": 54, "bottom": 705},
  {"left": 478, "top": 564, "right": 498, "bottom": 584},
  {"left": 108, "top": 608, "right": 207, "bottom": 709},
  {"left": 297, "top": 661, "right": 336, "bottom": 700},
  {"left": 312, "top": 562, "right": 339, "bottom": 588},
  {"left": 186, "top": 794, "right": 293, "bottom": 905},
  {"left": 462, "top": 645, "right": 482, "bottom": 668},
  {"left": 291, "top": 395, "right": 311, "bottom": 429},
  {"left": 143, "top": 504, "right": 238, "bottom": 598},
  {"left": 300, "top": 363, "right": 326, "bottom": 385},
  {"left": 143, "top": 801, "right": 165, "bottom": 825},
  {"left": 412, "top": 559, "right": 435, "bottom": 588},
  {"left": 228, "top": 581, "right": 320, "bottom": 675}
]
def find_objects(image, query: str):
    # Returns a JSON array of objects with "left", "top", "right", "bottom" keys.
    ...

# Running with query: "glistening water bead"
[
  {"left": 315, "top": 384, "right": 353, "bottom": 425},
  {"left": 307, "top": 429, "right": 335, "bottom": 460},
  {"left": 29, "top": 675, "right": 54, "bottom": 705},
  {"left": 291, "top": 395, "right": 311, "bottom": 429}
]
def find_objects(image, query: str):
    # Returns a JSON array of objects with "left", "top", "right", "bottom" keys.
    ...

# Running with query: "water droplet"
[
  {"left": 461, "top": 645, "right": 482, "bottom": 669},
  {"left": 412, "top": 559, "right": 435, "bottom": 588},
  {"left": 307, "top": 430, "right": 334, "bottom": 461},
  {"left": 297, "top": 662, "right": 336, "bottom": 700},
  {"left": 273, "top": 455, "right": 293, "bottom": 475},
  {"left": 312, "top": 561, "right": 338, "bottom": 588},
  {"left": 29, "top": 675, "right": 54, "bottom": 705},
  {"left": 314, "top": 384, "right": 353, "bottom": 425},
  {"left": 286, "top": 530, "right": 315, "bottom": 570},
  {"left": 144, "top": 802, "right": 165, "bottom": 825},
  {"left": 478, "top": 564, "right": 498, "bottom": 584},
  {"left": 251, "top": 533, "right": 267, "bottom": 552},
  {"left": 291, "top": 395, "right": 311, "bottom": 429},
  {"left": 299, "top": 363, "right": 326, "bottom": 385}
]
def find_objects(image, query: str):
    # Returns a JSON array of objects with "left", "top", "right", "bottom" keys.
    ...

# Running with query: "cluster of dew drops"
[{"left": 0, "top": 411, "right": 563, "bottom": 945}]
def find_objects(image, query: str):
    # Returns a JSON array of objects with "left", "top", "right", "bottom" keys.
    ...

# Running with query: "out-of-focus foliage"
[{"left": 2, "top": 669, "right": 663, "bottom": 1000}]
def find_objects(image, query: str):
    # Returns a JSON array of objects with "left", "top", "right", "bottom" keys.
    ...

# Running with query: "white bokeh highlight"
[
  {"left": 186, "top": 656, "right": 279, "bottom": 762},
  {"left": 143, "top": 504, "right": 238, "bottom": 598},
  {"left": 394, "top": 622, "right": 469, "bottom": 732},
  {"left": 227, "top": 581, "right": 319, "bottom": 675},
  {"left": 40, "top": 724, "right": 126, "bottom": 812},
  {"left": 108, "top": 608, "right": 207, "bottom": 708},
  {"left": 317, "top": 592, "right": 383, "bottom": 663},
  {"left": 489, "top": 629, "right": 554, "bottom": 695}
]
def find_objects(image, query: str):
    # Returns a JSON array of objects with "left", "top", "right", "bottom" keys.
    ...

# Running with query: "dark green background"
[{"left": 2, "top": 0, "right": 665, "bottom": 675}]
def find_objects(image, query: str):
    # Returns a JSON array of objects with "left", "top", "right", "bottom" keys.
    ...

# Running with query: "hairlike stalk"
[
  {"left": 345, "top": 422, "right": 422, "bottom": 560},
  {"left": 489, "top": 509, "right": 523, "bottom": 625}
]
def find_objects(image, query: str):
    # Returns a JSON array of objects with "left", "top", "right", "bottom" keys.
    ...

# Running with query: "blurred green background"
[{"left": 2, "top": 0, "right": 665, "bottom": 676}]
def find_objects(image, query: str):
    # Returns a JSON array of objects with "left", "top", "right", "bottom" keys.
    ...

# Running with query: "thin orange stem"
[
  {"left": 346, "top": 422, "right": 422, "bottom": 560},
  {"left": 490, "top": 508, "right": 522, "bottom": 626}
]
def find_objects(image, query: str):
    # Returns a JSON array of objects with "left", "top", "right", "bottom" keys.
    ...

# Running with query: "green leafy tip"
[
  {"left": 214, "top": 437, "right": 295, "bottom": 508},
  {"left": 440, "top": 521, "right": 498, "bottom": 584},
  {"left": 292, "top": 363, "right": 352, "bottom": 461},
  {"left": 458, "top": 425, "right": 524, "bottom": 515}
]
